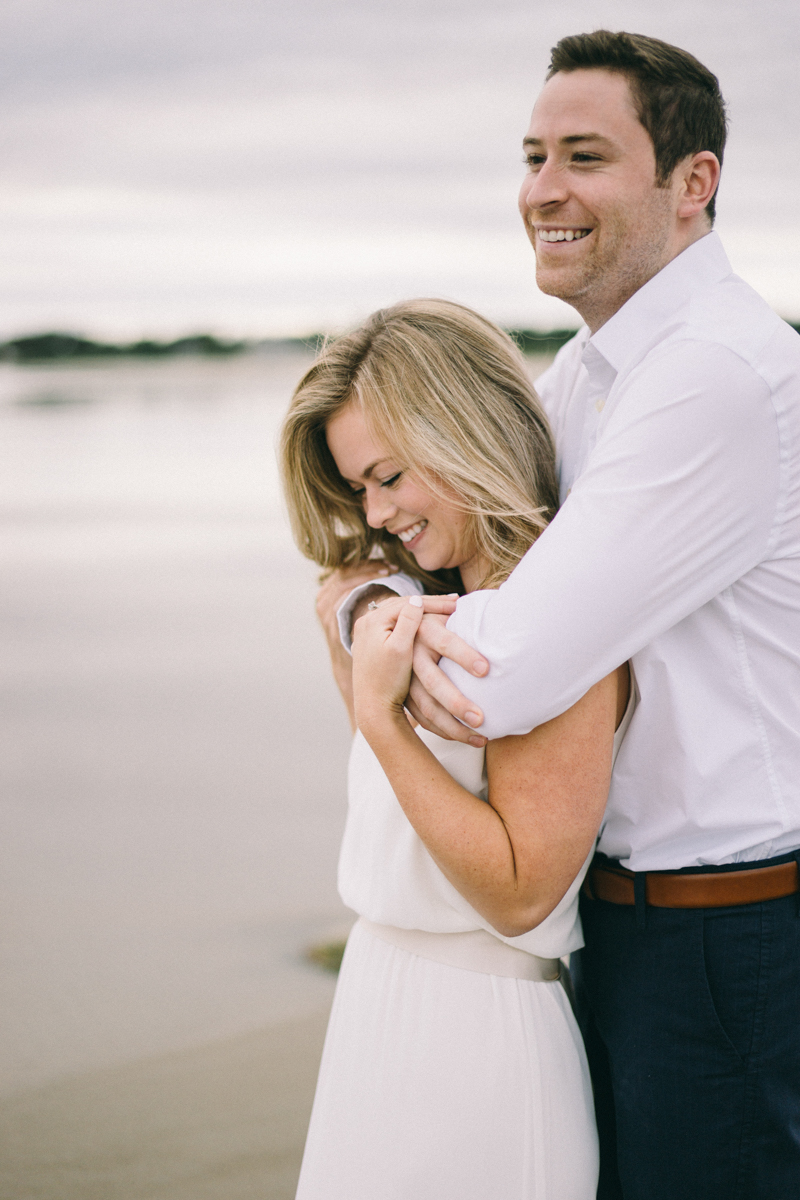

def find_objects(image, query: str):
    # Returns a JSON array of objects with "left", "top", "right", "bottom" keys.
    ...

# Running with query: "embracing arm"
[
  {"left": 354, "top": 597, "right": 627, "bottom": 936},
  {"left": 410, "top": 341, "right": 780, "bottom": 740}
]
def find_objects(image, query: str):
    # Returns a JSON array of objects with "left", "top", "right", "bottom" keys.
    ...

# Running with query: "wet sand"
[
  {"left": 0, "top": 1006, "right": 331, "bottom": 1200},
  {"left": 0, "top": 352, "right": 552, "bottom": 1194}
]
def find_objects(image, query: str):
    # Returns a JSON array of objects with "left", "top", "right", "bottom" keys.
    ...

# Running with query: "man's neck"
[{"left": 579, "top": 225, "right": 713, "bottom": 335}]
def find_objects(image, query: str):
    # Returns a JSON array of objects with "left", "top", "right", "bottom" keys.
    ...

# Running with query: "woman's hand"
[
  {"left": 352, "top": 596, "right": 426, "bottom": 733},
  {"left": 315, "top": 563, "right": 399, "bottom": 730},
  {"left": 315, "top": 563, "right": 398, "bottom": 654}
]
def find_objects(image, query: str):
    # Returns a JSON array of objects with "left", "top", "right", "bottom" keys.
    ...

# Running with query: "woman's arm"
[{"left": 354, "top": 597, "right": 628, "bottom": 937}]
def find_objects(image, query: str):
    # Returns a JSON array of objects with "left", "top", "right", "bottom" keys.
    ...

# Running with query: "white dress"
[{"left": 295, "top": 701, "right": 634, "bottom": 1200}]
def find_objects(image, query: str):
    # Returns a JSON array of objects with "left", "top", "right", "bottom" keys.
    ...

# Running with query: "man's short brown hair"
[{"left": 548, "top": 31, "right": 727, "bottom": 221}]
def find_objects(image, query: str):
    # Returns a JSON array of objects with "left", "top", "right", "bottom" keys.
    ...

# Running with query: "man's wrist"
[
  {"left": 336, "top": 572, "right": 424, "bottom": 653},
  {"left": 351, "top": 585, "right": 397, "bottom": 627}
]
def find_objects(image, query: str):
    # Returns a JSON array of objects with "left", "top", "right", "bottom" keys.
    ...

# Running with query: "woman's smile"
[{"left": 394, "top": 518, "right": 428, "bottom": 547}]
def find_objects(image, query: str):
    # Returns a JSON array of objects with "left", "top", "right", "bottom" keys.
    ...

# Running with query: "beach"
[
  {"left": 0, "top": 351, "right": 345, "bottom": 1200},
  {"left": 0, "top": 1009, "right": 329, "bottom": 1199},
  {"left": 0, "top": 348, "right": 551, "bottom": 1196}
]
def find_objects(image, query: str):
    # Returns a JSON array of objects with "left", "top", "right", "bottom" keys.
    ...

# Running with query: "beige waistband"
[{"left": 358, "top": 918, "right": 561, "bottom": 982}]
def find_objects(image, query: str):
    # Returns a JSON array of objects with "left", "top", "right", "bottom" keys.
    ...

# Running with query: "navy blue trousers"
[{"left": 577, "top": 857, "right": 800, "bottom": 1200}]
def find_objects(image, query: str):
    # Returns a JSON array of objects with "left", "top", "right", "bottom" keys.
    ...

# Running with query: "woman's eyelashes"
[{"left": 345, "top": 470, "right": 402, "bottom": 500}]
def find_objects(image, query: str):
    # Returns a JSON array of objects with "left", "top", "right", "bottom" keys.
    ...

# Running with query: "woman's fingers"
[
  {"left": 354, "top": 593, "right": 457, "bottom": 628},
  {"left": 351, "top": 596, "right": 489, "bottom": 744},
  {"left": 354, "top": 592, "right": 456, "bottom": 633},
  {"left": 352, "top": 599, "right": 426, "bottom": 720},
  {"left": 353, "top": 601, "right": 488, "bottom": 738},
  {"left": 387, "top": 596, "right": 425, "bottom": 653}
]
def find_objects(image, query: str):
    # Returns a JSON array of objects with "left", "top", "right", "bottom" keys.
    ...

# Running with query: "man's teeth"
[
  {"left": 538, "top": 228, "right": 591, "bottom": 242},
  {"left": 397, "top": 520, "right": 428, "bottom": 543}
]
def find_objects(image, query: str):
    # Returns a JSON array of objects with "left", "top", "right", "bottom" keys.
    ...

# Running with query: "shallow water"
[
  {"left": 0, "top": 349, "right": 553, "bottom": 1097},
  {"left": 0, "top": 351, "right": 354, "bottom": 1096}
]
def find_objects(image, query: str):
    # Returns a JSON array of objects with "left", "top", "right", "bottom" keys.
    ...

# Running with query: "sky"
[{"left": 1, "top": 0, "right": 798, "bottom": 339}]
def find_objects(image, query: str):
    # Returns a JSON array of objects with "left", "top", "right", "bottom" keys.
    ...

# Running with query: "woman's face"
[{"left": 325, "top": 402, "right": 484, "bottom": 588}]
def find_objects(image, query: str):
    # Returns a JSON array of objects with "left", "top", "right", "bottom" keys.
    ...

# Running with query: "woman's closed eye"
[{"left": 379, "top": 472, "right": 402, "bottom": 488}]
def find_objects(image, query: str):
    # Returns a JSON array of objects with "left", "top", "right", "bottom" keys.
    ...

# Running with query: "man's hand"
[{"left": 406, "top": 613, "right": 490, "bottom": 747}]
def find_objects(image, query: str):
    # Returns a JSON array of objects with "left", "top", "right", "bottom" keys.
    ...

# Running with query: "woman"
[{"left": 280, "top": 299, "right": 631, "bottom": 1199}]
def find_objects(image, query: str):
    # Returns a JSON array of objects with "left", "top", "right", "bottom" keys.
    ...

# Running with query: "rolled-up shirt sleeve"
[
  {"left": 336, "top": 573, "right": 423, "bottom": 653},
  {"left": 442, "top": 340, "right": 781, "bottom": 739}
]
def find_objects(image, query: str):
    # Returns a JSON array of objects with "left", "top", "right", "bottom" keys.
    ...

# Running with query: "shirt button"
[{"left": 595, "top": 398, "right": 605, "bottom": 413}]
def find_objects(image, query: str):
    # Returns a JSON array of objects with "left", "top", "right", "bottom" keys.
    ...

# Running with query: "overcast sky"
[{"left": 1, "top": 0, "right": 797, "bottom": 339}]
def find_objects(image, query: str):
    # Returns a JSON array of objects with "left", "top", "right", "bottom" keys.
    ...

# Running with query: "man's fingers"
[
  {"left": 411, "top": 640, "right": 484, "bottom": 730},
  {"left": 406, "top": 680, "right": 488, "bottom": 747},
  {"left": 416, "top": 614, "right": 489, "bottom": 679}
]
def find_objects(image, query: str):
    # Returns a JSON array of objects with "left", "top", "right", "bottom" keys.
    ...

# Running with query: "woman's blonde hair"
[{"left": 280, "top": 298, "right": 559, "bottom": 591}]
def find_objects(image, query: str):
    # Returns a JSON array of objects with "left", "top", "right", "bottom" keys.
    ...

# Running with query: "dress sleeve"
[{"left": 441, "top": 340, "right": 782, "bottom": 738}]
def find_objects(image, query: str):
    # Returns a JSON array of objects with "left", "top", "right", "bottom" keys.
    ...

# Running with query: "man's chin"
[{"left": 534, "top": 268, "right": 578, "bottom": 304}]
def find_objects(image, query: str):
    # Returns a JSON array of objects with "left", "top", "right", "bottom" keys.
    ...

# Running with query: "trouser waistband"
[{"left": 583, "top": 850, "right": 800, "bottom": 909}]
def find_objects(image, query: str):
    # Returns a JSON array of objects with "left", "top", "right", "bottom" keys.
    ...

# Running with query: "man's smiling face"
[{"left": 519, "top": 68, "right": 681, "bottom": 331}]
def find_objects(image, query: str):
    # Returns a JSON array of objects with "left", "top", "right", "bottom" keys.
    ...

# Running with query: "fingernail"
[
  {"left": 469, "top": 736, "right": 487, "bottom": 748},
  {"left": 409, "top": 595, "right": 423, "bottom": 608},
  {"left": 473, "top": 661, "right": 488, "bottom": 676},
  {"left": 464, "top": 710, "right": 482, "bottom": 727},
  {"left": 378, "top": 567, "right": 389, "bottom": 575},
  {"left": 447, "top": 593, "right": 459, "bottom": 597}
]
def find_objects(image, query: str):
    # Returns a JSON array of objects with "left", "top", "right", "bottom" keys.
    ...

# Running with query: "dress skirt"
[{"left": 295, "top": 918, "right": 598, "bottom": 1199}]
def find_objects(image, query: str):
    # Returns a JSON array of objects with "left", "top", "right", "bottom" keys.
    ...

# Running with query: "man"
[{"left": 333, "top": 29, "right": 800, "bottom": 1200}]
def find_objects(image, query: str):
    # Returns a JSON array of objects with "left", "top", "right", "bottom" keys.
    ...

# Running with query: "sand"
[{"left": 0, "top": 1006, "right": 331, "bottom": 1200}]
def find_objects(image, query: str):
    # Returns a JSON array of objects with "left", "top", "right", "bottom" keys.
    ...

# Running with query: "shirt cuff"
[{"left": 336, "top": 573, "right": 424, "bottom": 653}]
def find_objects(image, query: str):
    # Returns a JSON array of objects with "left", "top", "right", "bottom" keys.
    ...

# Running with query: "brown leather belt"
[{"left": 583, "top": 860, "right": 799, "bottom": 909}]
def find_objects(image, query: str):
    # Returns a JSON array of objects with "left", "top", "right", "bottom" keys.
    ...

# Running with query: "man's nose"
[{"left": 519, "top": 159, "right": 568, "bottom": 213}]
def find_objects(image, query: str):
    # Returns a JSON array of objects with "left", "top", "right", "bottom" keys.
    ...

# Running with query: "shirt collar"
[{"left": 587, "top": 231, "right": 733, "bottom": 375}]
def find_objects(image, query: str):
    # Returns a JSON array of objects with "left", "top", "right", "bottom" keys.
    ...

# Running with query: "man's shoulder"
[{"left": 682, "top": 273, "right": 800, "bottom": 374}]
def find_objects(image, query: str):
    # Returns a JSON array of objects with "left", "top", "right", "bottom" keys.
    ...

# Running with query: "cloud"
[{"left": 0, "top": 0, "right": 797, "bottom": 335}]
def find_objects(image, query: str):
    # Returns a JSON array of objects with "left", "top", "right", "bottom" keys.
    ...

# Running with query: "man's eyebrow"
[{"left": 522, "top": 133, "right": 612, "bottom": 148}]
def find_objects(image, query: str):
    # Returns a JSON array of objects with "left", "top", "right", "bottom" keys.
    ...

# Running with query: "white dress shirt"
[{"left": 442, "top": 232, "right": 800, "bottom": 871}]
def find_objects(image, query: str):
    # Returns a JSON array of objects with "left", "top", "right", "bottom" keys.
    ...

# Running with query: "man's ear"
[{"left": 676, "top": 151, "right": 721, "bottom": 221}]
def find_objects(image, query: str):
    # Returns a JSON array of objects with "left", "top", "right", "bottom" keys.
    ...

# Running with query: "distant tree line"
[
  {"left": 0, "top": 328, "right": 580, "bottom": 363},
  {"left": 2, "top": 324, "right": 799, "bottom": 363},
  {"left": 0, "top": 332, "right": 250, "bottom": 362}
]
